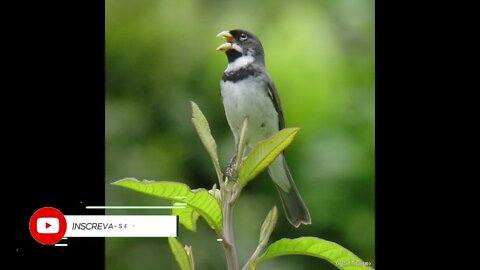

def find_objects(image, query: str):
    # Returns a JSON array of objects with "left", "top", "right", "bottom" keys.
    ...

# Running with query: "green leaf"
[
  {"left": 184, "top": 245, "right": 195, "bottom": 270},
  {"left": 259, "top": 206, "right": 278, "bottom": 247},
  {"left": 256, "top": 237, "right": 373, "bottom": 270},
  {"left": 249, "top": 260, "right": 257, "bottom": 270},
  {"left": 190, "top": 101, "right": 223, "bottom": 181},
  {"left": 113, "top": 178, "right": 222, "bottom": 230},
  {"left": 208, "top": 183, "right": 221, "bottom": 202},
  {"left": 172, "top": 206, "right": 200, "bottom": 232},
  {"left": 168, "top": 237, "right": 192, "bottom": 270},
  {"left": 239, "top": 128, "right": 300, "bottom": 187}
]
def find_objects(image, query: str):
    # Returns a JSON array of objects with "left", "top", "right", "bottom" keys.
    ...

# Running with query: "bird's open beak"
[{"left": 216, "top": 31, "right": 233, "bottom": 51}]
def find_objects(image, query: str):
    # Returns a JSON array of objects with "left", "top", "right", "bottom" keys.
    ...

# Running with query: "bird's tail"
[{"left": 268, "top": 154, "right": 311, "bottom": 227}]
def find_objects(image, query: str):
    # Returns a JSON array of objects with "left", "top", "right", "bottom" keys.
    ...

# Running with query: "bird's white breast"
[
  {"left": 221, "top": 77, "right": 279, "bottom": 147},
  {"left": 225, "top": 55, "right": 254, "bottom": 73}
]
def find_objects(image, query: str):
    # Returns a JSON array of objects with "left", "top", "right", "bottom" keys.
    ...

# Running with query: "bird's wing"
[{"left": 266, "top": 78, "right": 285, "bottom": 130}]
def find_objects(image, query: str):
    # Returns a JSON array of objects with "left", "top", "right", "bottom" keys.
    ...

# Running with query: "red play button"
[{"left": 29, "top": 207, "right": 66, "bottom": 245}]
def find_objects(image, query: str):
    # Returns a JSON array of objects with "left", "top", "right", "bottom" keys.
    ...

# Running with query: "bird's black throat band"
[
  {"left": 226, "top": 49, "right": 243, "bottom": 63},
  {"left": 222, "top": 66, "right": 261, "bottom": 83}
]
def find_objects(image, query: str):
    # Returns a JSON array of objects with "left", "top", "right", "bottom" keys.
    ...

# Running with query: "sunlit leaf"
[
  {"left": 239, "top": 128, "right": 300, "bottom": 187},
  {"left": 190, "top": 101, "right": 223, "bottom": 181},
  {"left": 168, "top": 237, "right": 192, "bottom": 270},
  {"left": 112, "top": 178, "right": 222, "bottom": 230},
  {"left": 257, "top": 237, "right": 373, "bottom": 270},
  {"left": 259, "top": 206, "right": 278, "bottom": 246},
  {"left": 172, "top": 206, "right": 200, "bottom": 232}
]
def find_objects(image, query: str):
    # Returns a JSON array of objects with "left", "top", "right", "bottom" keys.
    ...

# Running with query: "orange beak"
[{"left": 216, "top": 30, "right": 234, "bottom": 51}]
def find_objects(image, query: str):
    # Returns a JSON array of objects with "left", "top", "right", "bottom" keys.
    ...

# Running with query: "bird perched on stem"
[{"left": 216, "top": 29, "right": 311, "bottom": 227}]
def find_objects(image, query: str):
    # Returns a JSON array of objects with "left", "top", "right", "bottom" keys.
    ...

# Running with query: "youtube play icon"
[
  {"left": 37, "top": 217, "right": 60, "bottom": 234},
  {"left": 30, "top": 207, "right": 67, "bottom": 245}
]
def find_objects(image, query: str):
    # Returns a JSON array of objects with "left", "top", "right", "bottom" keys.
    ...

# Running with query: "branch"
[
  {"left": 220, "top": 117, "right": 248, "bottom": 270},
  {"left": 242, "top": 206, "right": 278, "bottom": 270}
]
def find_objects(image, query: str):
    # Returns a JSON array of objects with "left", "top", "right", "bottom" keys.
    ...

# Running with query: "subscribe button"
[
  {"left": 30, "top": 207, "right": 178, "bottom": 245},
  {"left": 29, "top": 207, "right": 67, "bottom": 245}
]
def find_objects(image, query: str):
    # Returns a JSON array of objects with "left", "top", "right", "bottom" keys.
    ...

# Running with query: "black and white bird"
[{"left": 216, "top": 29, "right": 311, "bottom": 227}]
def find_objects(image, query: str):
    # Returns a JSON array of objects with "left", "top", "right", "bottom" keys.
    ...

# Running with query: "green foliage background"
[{"left": 106, "top": 0, "right": 374, "bottom": 269}]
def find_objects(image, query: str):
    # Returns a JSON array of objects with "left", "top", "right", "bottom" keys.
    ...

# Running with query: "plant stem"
[
  {"left": 242, "top": 206, "right": 278, "bottom": 270},
  {"left": 222, "top": 186, "right": 239, "bottom": 270},
  {"left": 185, "top": 246, "right": 195, "bottom": 270},
  {"left": 220, "top": 117, "right": 248, "bottom": 270},
  {"left": 241, "top": 243, "right": 264, "bottom": 270},
  {"left": 214, "top": 161, "right": 225, "bottom": 191}
]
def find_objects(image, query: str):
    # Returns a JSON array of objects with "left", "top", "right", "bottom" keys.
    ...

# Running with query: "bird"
[{"left": 216, "top": 29, "right": 311, "bottom": 227}]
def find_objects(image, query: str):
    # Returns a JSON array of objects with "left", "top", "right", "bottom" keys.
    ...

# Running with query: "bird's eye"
[{"left": 239, "top": 33, "right": 248, "bottom": 41}]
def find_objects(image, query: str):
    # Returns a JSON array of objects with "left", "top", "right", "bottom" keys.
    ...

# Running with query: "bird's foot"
[{"left": 226, "top": 155, "right": 238, "bottom": 182}]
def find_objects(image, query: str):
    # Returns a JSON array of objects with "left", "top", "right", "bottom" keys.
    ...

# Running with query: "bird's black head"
[{"left": 216, "top": 29, "right": 265, "bottom": 64}]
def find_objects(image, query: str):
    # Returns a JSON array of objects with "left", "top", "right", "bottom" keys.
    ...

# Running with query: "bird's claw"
[{"left": 226, "top": 155, "right": 238, "bottom": 181}]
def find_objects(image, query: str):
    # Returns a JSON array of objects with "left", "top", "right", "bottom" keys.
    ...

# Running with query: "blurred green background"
[{"left": 106, "top": 0, "right": 374, "bottom": 269}]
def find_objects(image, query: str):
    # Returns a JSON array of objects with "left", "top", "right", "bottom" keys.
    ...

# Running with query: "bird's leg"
[{"left": 226, "top": 154, "right": 238, "bottom": 182}]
